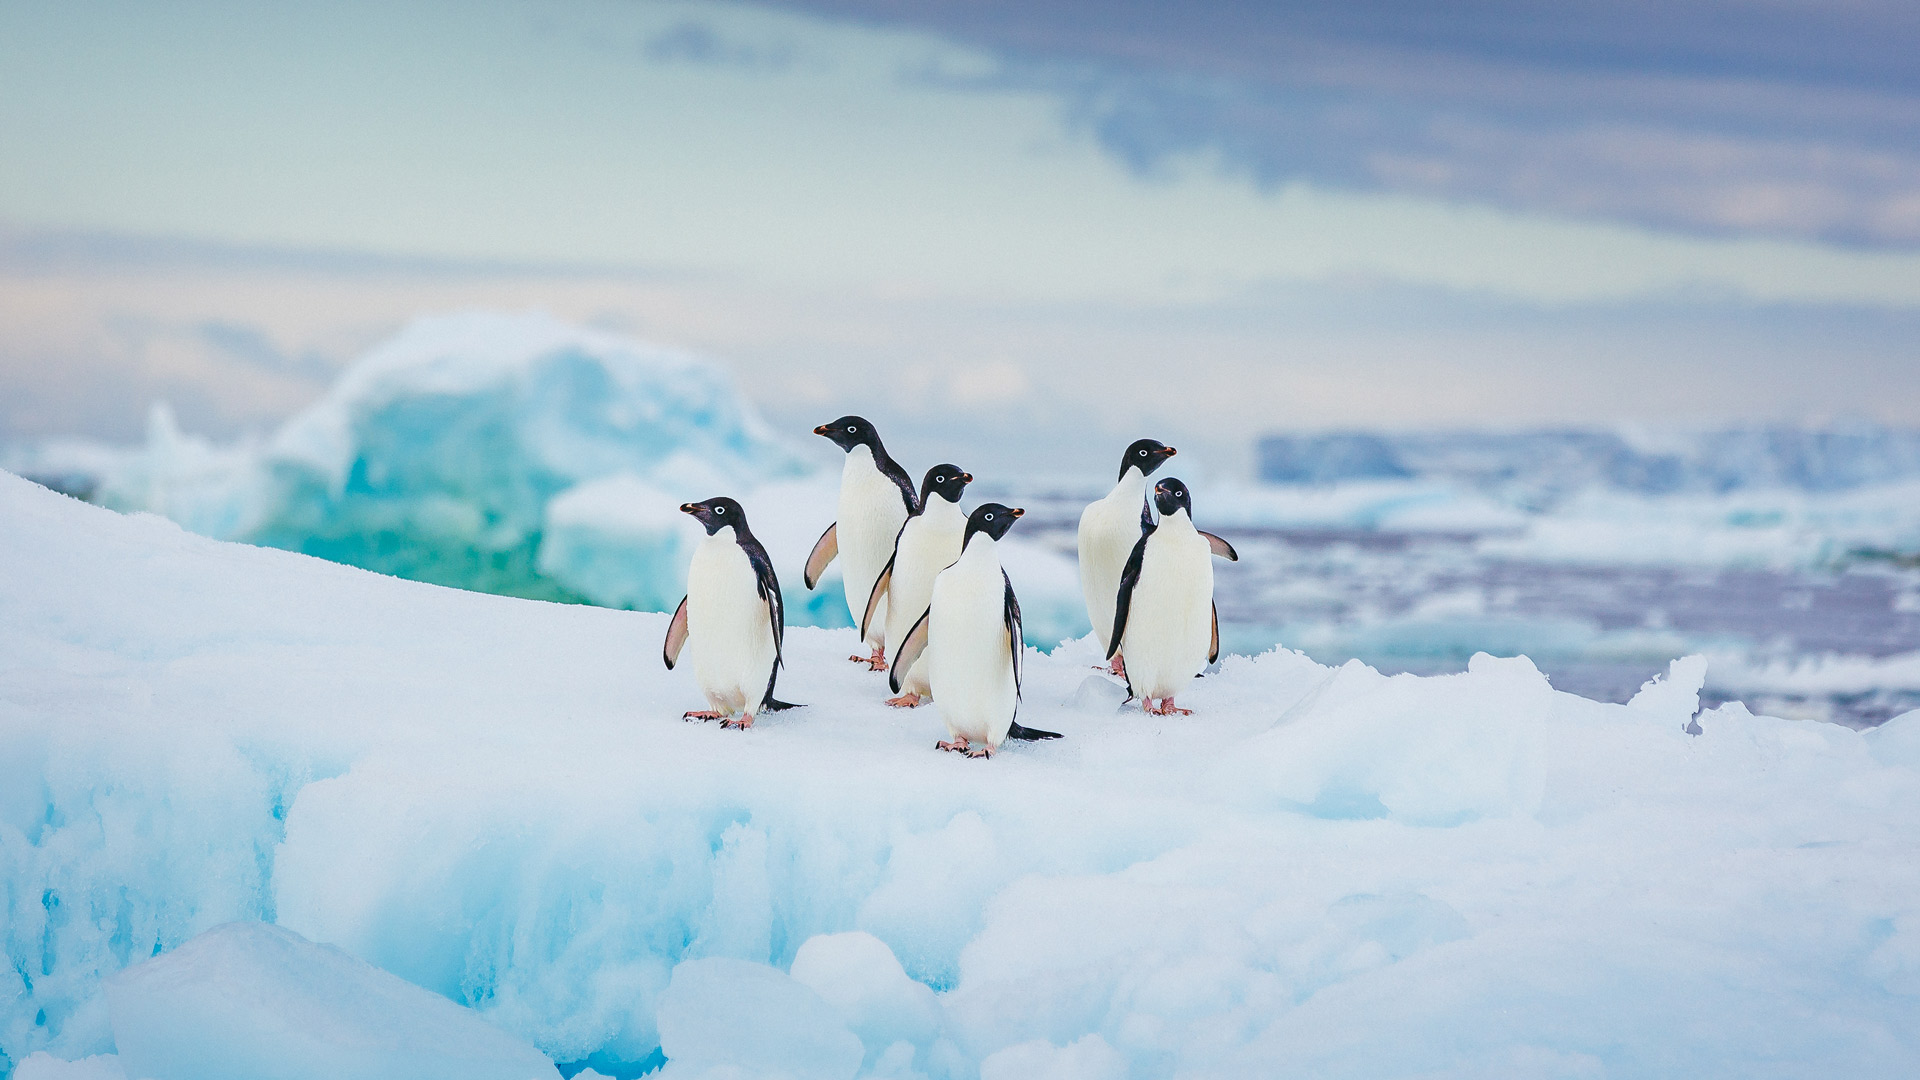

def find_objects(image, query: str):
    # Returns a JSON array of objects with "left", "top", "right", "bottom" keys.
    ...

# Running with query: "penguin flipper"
[
  {"left": 804, "top": 523, "right": 838, "bottom": 589},
  {"left": 1007, "top": 720, "right": 1062, "bottom": 741},
  {"left": 1210, "top": 600, "right": 1220, "bottom": 664},
  {"left": 663, "top": 596, "right": 689, "bottom": 669},
  {"left": 1200, "top": 531, "right": 1239, "bottom": 561},
  {"left": 861, "top": 554, "right": 895, "bottom": 642},
  {"left": 1003, "top": 569, "right": 1023, "bottom": 702},
  {"left": 1107, "top": 535, "right": 1150, "bottom": 660},
  {"left": 888, "top": 607, "right": 932, "bottom": 695}
]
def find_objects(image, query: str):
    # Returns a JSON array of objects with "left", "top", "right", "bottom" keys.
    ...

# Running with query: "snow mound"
[
  {"left": 5, "top": 470, "right": 1920, "bottom": 1077},
  {"left": 105, "top": 922, "right": 558, "bottom": 1080}
]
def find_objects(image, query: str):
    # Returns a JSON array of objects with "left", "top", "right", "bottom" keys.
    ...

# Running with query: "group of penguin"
[{"left": 662, "top": 415, "right": 1239, "bottom": 758}]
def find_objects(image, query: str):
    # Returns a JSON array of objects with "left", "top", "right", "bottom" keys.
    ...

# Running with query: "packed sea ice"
[{"left": 5, "top": 464, "right": 1920, "bottom": 1077}]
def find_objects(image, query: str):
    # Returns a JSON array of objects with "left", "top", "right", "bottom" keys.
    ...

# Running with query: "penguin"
[
  {"left": 662, "top": 497, "right": 798, "bottom": 729},
  {"left": 1079, "top": 438, "right": 1178, "bottom": 676},
  {"left": 806, "top": 416, "right": 918, "bottom": 670},
  {"left": 890, "top": 503, "right": 1063, "bottom": 758},
  {"left": 1107, "top": 477, "right": 1239, "bottom": 716},
  {"left": 862, "top": 464, "right": 973, "bottom": 708}
]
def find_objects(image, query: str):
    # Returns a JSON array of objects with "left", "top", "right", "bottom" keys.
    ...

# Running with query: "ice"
[
  {"left": 11, "top": 1054, "right": 126, "bottom": 1080},
  {"left": 5, "top": 468, "right": 1920, "bottom": 1076},
  {"left": 653, "top": 958, "right": 863, "bottom": 1080},
  {"left": 103, "top": 921, "right": 558, "bottom": 1080}
]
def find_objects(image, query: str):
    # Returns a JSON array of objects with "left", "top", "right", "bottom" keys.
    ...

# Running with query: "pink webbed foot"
[
  {"left": 964, "top": 744, "right": 995, "bottom": 759},
  {"left": 850, "top": 647, "right": 889, "bottom": 671},
  {"left": 1094, "top": 653, "right": 1127, "bottom": 677},
  {"left": 936, "top": 735, "right": 970, "bottom": 753},
  {"left": 885, "top": 694, "right": 925, "bottom": 708},
  {"left": 1146, "top": 698, "right": 1193, "bottom": 716},
  {"left": 720, "top": 714, "right": 755, "bottom": 730},
  {"left": 683, "top": 709, "right": 724, "bottom": 722}
]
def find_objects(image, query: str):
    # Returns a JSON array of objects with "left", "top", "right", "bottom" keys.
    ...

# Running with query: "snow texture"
[
  {"left": 5, "top": 468, "right": 1920, "bottom": 1077},
  {"left": 105, "top": 921, "right": 558, "bottom": 1080}
]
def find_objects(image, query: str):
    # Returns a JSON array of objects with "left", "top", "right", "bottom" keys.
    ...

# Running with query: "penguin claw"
[
  {"left": 682, "top": 710, "right": 723, "bottom": 722},
  {"left": 885, "top": 694, "right": 924, "bottom": 708},
  {"left": 964, "top": 746, "right": 994, "bottom": 759},
  {"left": 936, "top": 737, "right": 969, "bottom": 753},
  {"left": 720, "top": 715, "right": 755, "bottom": 730}
]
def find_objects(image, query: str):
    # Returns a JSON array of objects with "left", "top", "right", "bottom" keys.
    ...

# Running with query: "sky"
[{"left": 1, "top": 0, "right": 1916, "bottom": 478}]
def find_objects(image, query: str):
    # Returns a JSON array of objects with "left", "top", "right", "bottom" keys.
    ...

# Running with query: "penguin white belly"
[
  {"left": 838, "top": 446, "right": 910, "bottom": 649},
  {"left": 1078, "top": 474, "right": 1148, "bottom": 653},
  {"left": 686, "top": 532, "right": 777, "bottom": 715},
  {"left": 885, "top": 505, "right": 965, "bottom": 697},
  {"left": 927, "top": 548, "right": 1018, "bottom": 747},
  {"left": 1121, "top": 525, "right": 1214, "bottom": 701}
]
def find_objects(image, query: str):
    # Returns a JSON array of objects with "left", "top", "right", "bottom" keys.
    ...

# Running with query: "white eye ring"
[
  {"left": 847, "top": 425, "right": 857, "bottom": 433},
  {"left": 936, "top": 475, "right": 944, "bottom": 482},
  {"left": 1139, "top": 449, "right": 1147, "bottom": 455},
  {"left": 716, "top": 506, "right": 726, "bottom": 514},
  {"left": 985, "top": 513, "right": 994, "bottom": 520}
]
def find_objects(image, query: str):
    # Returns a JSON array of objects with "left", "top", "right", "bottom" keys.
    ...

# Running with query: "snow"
[
  {"left": 105, "top": 921, "right": 558, "bottom": 1080},
  {"left": 5, "top": 467, "right": 1920, "bottom": 1077}
]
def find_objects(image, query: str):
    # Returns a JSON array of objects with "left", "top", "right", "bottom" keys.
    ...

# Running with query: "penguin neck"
[
  {"left": 959, "top": 533, "right": 1001, "bottom": 568},
  {"left": 1109, "top": 468, "right": 1149, "bottom": 504},
  {"left": 701, "top": 524, "right": 741, "bottom": 547},
  {"left": 843, "top": 443, "right": 877, "bottom": 476},
  {"left": 922, "top": 495, "right": 965, "bottom": 527},
  {"left": 1156, "top": 508, "right": 1194, "bottom": 535}
]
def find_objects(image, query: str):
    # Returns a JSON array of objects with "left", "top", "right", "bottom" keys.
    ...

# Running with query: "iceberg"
[{"left": 6, "top": 468, "right": 1920, "bottom": 1076}]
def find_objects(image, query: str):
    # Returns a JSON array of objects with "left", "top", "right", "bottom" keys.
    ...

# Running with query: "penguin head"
[
  {"left": 680, "top": 497, "right": 749, "bottom": 536},
  {"left": 1152, "top": 477, "right": 1192, "bottom": 519},
  {"left": 919, "top": 464, "right": 973, "bottom": 507},
  {"left": 1120, "top": 439, "right": 1177, "bottom": 481},
  {"left": 814, "top": 415, "right": 881, "bottom": 454},
  {"left": 963, "top": 502, "right": 1024, "bottom": 547}
]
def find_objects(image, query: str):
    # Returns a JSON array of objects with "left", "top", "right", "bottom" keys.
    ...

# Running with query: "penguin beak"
[
  {"left": 962, "top": 473, "right": 973, "bottom": 483},
  {"left": 1163, "top": 446, "right": 1178, "bottom": 457},
  {"left": 1009, "top": 507, "right": 1025, "bottom": 518},
  {"left": 812, "top": 424, "right": 830, "bottom": 436},
  {"left": 679, "top": 503, "right": 698, "bottom": 515}
]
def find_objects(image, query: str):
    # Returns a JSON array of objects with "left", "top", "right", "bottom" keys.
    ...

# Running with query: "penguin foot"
[
  {"left": 936, "top": 736, "right": 970, "bottom": 753},
  {"left": 1146, "top": 698, "right": 1193, "bottom": 716},
  {"left": 885, "top": 694, "right": 925, "bottom": 708},
  {"left": 1107, "top": 655, "right": 1127, "bottom": 678},
  {"left": 682, "top": 710, "right": 723, "bottom": 722},
  {"left": 964, "top": 745, "right": 994, "bottom": 759},
  {"left": 720, "top": 715, "right": 756, "bottom": 730},
  {"left": 849, "top": 648, "right": 889, "bottom": 671}
]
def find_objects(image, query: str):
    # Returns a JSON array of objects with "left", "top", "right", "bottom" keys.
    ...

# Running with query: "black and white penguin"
[
  {"left": 891, "top": 503, "right": 1062, "bottom": 757},
  {"left": 663, "top": 497, "right": 798, "bottom": 728},
  {"left": 1079, "top": 438, "right": 1178, "bottom": 676},
  {"left": 806, "top": 416, "right": 918, "bottom": 670},
  {"left": 862, "top": 464, "right": 973, "bottom": 708},
  {"left": 1107, "top": 478, "right": 1239, "bottom": 715}
]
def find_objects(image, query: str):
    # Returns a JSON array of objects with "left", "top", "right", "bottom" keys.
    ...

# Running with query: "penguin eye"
[
  {"left": 985, "top": 513, "right": 994, "bottom": 520},
  {"left": 936, "top": 475, "right": 945, "bottom": 483},
  {"left": 847, "top": 425, "right": 857, "bottom": 433},
  {"left": 715, "top": 506, "right": 726, "bottom": 514},
  {"left": 1139, "top": 449, "right": 1147, "bottom": 456}
]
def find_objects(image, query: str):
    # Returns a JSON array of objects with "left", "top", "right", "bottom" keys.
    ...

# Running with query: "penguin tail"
[
  {"left": 1007, "top": 721, "right": 1062, "bottom": 741},
  {"left": 760, "top": 696, "right": 805, "bottom": 713}
]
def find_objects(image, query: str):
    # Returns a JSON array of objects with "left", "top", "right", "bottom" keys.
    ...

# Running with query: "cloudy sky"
[{"left": 2, "top": 0, "right": 1916, "bottom": 476}]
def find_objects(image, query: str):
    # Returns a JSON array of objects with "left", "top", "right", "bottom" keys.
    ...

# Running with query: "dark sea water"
[{"left": 1015, "top": 504, "right": 1920, "bottom": 729}]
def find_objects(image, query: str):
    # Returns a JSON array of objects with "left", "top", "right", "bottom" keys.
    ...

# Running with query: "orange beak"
[
  {"left": 813, "top": 424, "right": 830, "bottom": 435},
  {"left": 679, "top": 503, "right": 697, "bottom": 514},
  {"left": 962, "top": 472, "right": 973, "bottom": 483},
  {"left": 1010, "top": 507, "right": 1025, "bottom": 517}
]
